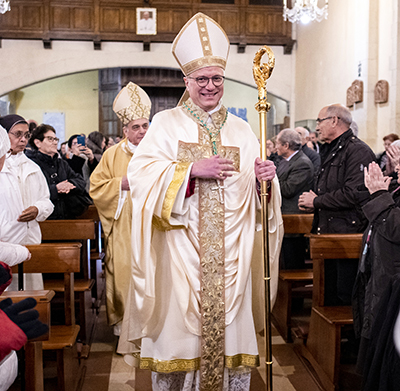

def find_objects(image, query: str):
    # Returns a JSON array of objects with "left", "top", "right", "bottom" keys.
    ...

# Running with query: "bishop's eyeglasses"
[{"left": 187, "top": 75, "right": 225, "bottom": 88}]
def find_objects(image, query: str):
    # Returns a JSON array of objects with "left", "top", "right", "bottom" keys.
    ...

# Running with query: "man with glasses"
[
  {"left": 118, "top": 13, "right": 283, "bottom": 391},
  {"left": 0, "top": 115, "right": 54, "bottom": 290},
  {"left": 298, "top": 104, "right": 375, "bottom": 306},
  {"left": 28, "top": 124, "right": 89, "bottom": 220}
]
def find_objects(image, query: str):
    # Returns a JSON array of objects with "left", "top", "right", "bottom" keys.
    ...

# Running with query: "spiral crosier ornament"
[{"left": 253, "top": 46, "right": 275, "bottom": 113}]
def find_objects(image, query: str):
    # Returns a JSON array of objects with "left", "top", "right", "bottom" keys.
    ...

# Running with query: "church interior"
[{"left": 1, "top": 0, "right": 399, "bottom": 390}]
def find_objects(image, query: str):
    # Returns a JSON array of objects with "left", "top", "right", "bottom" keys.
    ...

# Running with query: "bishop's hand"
[
  {"left": 254, "top": 157, "right": 275, "bottom": 182},
  {"left": 190, "top": 155, "right": 235, "bottom": 181}
]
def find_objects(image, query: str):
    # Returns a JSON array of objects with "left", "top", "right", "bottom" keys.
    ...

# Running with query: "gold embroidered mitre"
[
  {"left": 113, "top": 82, "right": 151, "bottom": 125},
  {"left": 171, "top": 13, "right": 230, "bottom": 76}
]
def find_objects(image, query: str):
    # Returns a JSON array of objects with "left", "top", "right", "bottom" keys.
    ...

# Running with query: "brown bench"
[
  {"left": 272, "top": 269, "right": 313, "bottom": 342},
  {"left": 12, "top": 243, "right": 82, "bottom": 391},
  {"left": 76, "top": 205, "right": 106, "bottom": 303},
  {"left": 271, "top": 214, "right": 314, "bottom": 342},
  {"left": 298, "top": 233, "right": 363, "bottom": 391},
  {"left": 0, "top": 289, "right": 54, "bottom": 391},
  {"left": 39, "top": 219, "right": 98, "bottom": 342}
]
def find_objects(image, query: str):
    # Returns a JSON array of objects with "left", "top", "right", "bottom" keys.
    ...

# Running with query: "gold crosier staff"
[{"left": 253, "top": 45, "right": 275, "bottom": 391}]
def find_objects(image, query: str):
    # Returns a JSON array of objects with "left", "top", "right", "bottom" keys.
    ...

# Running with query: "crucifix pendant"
[{"left": 211, "top": 180, "right": 227, "bottom": 204}]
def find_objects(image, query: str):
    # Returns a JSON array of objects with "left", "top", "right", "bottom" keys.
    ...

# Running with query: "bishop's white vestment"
[{"left": 118, "top": 99, "right": 283, "bottom": 384}]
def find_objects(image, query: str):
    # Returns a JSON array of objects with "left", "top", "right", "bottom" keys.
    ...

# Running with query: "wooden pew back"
[
  {"left": 77, "top": 205, "right": 103, "bottom": 254},
  {"left": 39, "top": 219, "right": 95, "bottom": 279},
  {"left": 308, "top": 233, "right": 363, "bottom": 307},
  {"left": 282, "top": 213, "right": 313, "bottom": 234},
  {"left": 40, "top": 219, "right": 95, "bottom": 241},
  {"left": 12, "top": 243, "right": 81, "bottom": 325}
]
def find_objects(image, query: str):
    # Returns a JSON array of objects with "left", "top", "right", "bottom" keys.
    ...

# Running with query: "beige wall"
[
  {"left": 0, "top": 40, "right": 292, "bottom": 140},
  {"left": 6, "top": 71, "right": 99, "bottom": 142},
  {"left": 0, "top": 40, "right": 293, "bottom": 104},
  {"left": 294, "top": 0, "right": 400, "bottom": 152}
]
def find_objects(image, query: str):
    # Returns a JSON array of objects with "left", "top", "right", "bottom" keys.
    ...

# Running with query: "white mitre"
[
  {"left": 172, "top": 12, "right": 230, "bottom": 76},
  {"left": 113, "top": 82, "right": 151, "bottom": 125}
]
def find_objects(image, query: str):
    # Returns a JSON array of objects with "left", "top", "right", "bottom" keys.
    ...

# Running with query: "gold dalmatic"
[{"left": 178, "top": 99, "right": 240, "bottom": 390}]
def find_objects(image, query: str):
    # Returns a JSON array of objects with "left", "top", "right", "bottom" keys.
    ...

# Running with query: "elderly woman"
[
  {"left": 0, "top": 115, "right": 54, "bottom": 290},
  {"left": 28, "top": 124, "right": 91, "bottom": 219},
  {"left": 352, "top": 161, "right": 400, "bottom": 387}
]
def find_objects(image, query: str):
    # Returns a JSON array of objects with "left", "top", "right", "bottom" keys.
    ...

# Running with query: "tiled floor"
[
  {"left": 73, "top": 303, "right": 322, "bottom": 391},
  {"left": 10, "top": 299, "right": 332, "bottom": 391}
]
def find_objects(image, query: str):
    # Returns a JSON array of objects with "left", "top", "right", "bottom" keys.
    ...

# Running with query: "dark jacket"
[
  {"left": 352, "top": 188, "right": 400, "bottom": 341},
  {"left": 86, "top": 138, "right": 104, "bottom": 162},
  {"left": 302, "top": 144, "right": 321, "bottom": 174},
  {"left": 360, "top": 278, "right": 400, "bottom": 391},
  {"left": 277, "top": 150, "right": 314, "bottom": 214},
  {"left": 29, "top": 151, "right": 90, "bottom": 219},
  {"left": 312, "top": 129, "right": 376, "bottom": 234}
]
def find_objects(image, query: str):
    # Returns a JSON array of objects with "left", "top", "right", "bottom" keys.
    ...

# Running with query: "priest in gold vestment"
[
  {"left": 118, "top": 13, "right": 283, "bottom": 390},
  {"left": 90, "top": 83, "right": 151, "bottom": 332}
]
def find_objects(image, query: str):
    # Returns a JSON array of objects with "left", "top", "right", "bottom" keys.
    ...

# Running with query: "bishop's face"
[
  {"left": 123, "top": 118, "right": 149, "bottom": 146},
  {"left": 184, "top": 66, "right": 224, "bottom": 112}
]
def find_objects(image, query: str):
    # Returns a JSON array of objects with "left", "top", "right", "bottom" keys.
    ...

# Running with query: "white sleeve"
[{"left": 0, "top": 242, "right": 30, "bottom": 267}]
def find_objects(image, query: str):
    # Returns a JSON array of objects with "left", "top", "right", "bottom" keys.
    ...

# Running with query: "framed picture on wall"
[{"left": 136, "top": 8, "right": 157, "bottom": 35}]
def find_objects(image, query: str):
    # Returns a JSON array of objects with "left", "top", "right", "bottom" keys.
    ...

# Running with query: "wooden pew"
[
  {"left": 298, "top": 233, "right": 363, "bottom": 391},
  {"left": 39, "top": 219, "right": 97, "bottom": 342},
  {"left": 282, "top": 213, "right": 314, "bottom": 234},
  {"left": 12, "top": 243, "right": 82, "bottom": 391},
  {"left": 76, "top": 205, "right": 105, "bottom": 303},
  {"left": 0, "top": 290, "right": 54, "bottom": 391},
  {"left": 271, "top": 213, "right": 314, "bottom": 342}
]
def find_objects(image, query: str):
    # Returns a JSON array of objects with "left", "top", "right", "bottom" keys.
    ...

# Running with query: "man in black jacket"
[{"left": 298, "top": 104, "right": 375, "bottom": 305}]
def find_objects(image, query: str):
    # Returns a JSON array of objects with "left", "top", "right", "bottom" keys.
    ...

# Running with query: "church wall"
[
  {"left": 0, "top": 40, "right": 293, "bottom": 101},
  {"left": 0, "top": 39, "right": 293, "bottom": 139},
  {"left": 11, "top": 71, "right": 99, "bottom": 142},
  {"left": 294, "top": 0, "right": 399, "bottom": 153}
]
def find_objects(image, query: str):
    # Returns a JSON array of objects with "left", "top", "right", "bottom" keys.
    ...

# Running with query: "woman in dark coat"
[
  {"left": 86, "top": 131, "right": 106, "bottom": 162},
  {"left": 28, "top": 124, "right": 91, "bottom": 219},
  {"left": 352, "top": 161, "right": 400, "bottom": 387}
]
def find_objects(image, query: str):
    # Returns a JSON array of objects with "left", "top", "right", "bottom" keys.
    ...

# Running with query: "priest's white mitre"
[
  {"left": 171, "top": 12, "right": 230, "bottom": 76},
  {"left": 112, "top": 82, "right": 151, "bottom": 125}
]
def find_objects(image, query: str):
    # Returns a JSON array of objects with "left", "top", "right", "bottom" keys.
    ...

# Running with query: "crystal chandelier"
[
  {"left": 0, "top": 0, "right": 11, "bottom": 14},
  {"left": 283, "top": 0, "right": 328, "bottom": 24}
]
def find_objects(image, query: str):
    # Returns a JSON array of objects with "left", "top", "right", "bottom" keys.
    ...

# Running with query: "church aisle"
[{"left": 78, "top": 304, "right": 321, "bottom": 391}]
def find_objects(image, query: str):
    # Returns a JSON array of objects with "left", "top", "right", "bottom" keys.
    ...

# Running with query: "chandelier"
[
  {"left": 283, "top": 0, "right": 328, "bottom": 24},
  {"left": 0, "top": 0, "right": 11, "bottom": 14}
]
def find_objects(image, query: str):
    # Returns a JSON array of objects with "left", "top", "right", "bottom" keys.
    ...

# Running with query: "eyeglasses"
[
  {"left": 44, "top": 136, "right": 60, "bottom": 143},
  {"left": 316, "top": 116, "right": 341, "bottom": 124},
  {"left": 9, "top": 131, "right": 31, "bottom": 140},
  {"left": 187, "top": 75, "right": 225, "bottom": 88}
]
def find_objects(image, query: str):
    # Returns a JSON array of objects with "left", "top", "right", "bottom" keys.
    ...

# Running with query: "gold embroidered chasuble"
[
  {"left": 118, "top": 99, "right": 284, "bottom": 385},
  {"left": 176, "top": 99, "right": 241, "bottom": 389},
  {"left": 89, "top": 139, "right": 134, "bottom": 325}
]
